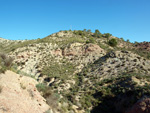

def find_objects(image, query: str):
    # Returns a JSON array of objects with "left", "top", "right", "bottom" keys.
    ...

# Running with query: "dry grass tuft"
[{"left": 0, "top": 85, "right": 2, "bottom": 93}]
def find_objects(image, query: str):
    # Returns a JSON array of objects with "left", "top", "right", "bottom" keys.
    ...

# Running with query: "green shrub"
[
  {"left": 36, "top": 83, "right": 47, "bottom": 92},
  {"left": 103, "top": 33, "right": 112, "bottom": 42},
  {"left": 4, "top": 57, "right": 13, "bottom": 68},
  {"left": 87, "top": 29, "right": 92, "bottom": 33},
  {"left": 108, "top": 38, "right": 117, "bottom": 47},
  {"left": 0, "top": 53, "right": 6, "bottom": 60},
  {"left": 41, "top": 61, "right": 75, "bottom": 80},
  {"left": 126, "top": 39, "right": 130, "bottom": 43},
  {"left": 74, "top": 30, "right": 84, "bottom": 36},
  {"left": 86, "top": 37, "right": 95, "bottom": 44},
  {"left": 120, "top": 37, "right": 124, "bottom": 41},
  {"left": 0, "top": 66, "right": 7, "bottom": 73},
  {"left": 104, "top": 33, "right": 112, "bottom": 38},
  {"left": 94, "top": 29, "right": 101, "bottom": 38},
  {"left": 64, "top": 30, "right": 68, "bottom": 33},
  {"left": 36, "top": 83, "right": 59, "bottom": 108}
]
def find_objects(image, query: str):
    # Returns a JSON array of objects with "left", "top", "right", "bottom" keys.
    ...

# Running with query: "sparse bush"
[
  {"left": 86, "top": 37, "right": 95, "bottom": 44},
  {"left": 78, "top": 30, "right": 83, "bottom": 35},
  {"left": 134, "top": 41, "right": 138, "bottom": 44},
  {"left": 0, "top": 53, "right": 6, "bottom": 60},
  {"left": 0, "top": 53, "right": 14, "bottom": 73},
  {"left": 83, "top": 29, "right": 87, "bottom": 32},
  {"left": 94, "top": 29, "right": 101, "bottom": 38},
  {"left": 36, "top": 83, "right": 47, "bottom": 92},
  {"left": 104, "top": 33, "right": 112, "bottom": 38},
  {"left": 98, "top": 42, "right": 110, "bottom": 51},
  {"left": 36, "top": 83, "right": 59, "bottom": 108},
  {"left": 4, "top": 57, "right": 13, "bottom": 68},
  {"left": 87, "top": 29, "right": 92, "bottom": 33},
  {"left": 0, "top": 65, "right": 7, "bottom": 73},
  {"left": 41, "top": 61, "right": 75, "bottom": 80},
  {"left": 126, "top": 39, "right": 130, "bottom": 43},
  {"left": 108, "top": 38, "right": 117, "bottom": 47},
  {"left": 64, "top": 30, "right": 68, "bottom": 33},
  {"left": 120, "top": 37, "right": 124, "bottom": 41},
  {"left": 103, "top": 33, "right": 112, "bottom": 42},
  {"left": 74, "top": 30, "right": 84, "bottom": 36},
  {"left": 147, "top": 53, "right": 150, "bottom": 59},
  {"left": 0, "top": 53, "right": 13, "bottom": 67}
]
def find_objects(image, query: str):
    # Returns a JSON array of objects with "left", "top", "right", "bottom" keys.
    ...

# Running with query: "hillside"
[
  {"left": 0, "top": 30, "right": 150, "bottom": 113},
  {"left": 0, "top": 70, "right": 50, "bottom": 113}
]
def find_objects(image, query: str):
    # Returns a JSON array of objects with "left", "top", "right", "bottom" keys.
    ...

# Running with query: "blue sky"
[{"left": 0, "top": 0, "right": 150, "bottom": 42}]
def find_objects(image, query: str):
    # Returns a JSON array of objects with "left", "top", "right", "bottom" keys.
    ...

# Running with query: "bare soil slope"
[{"left": 0, "top": 71, "right": 49, "bottom": 113}]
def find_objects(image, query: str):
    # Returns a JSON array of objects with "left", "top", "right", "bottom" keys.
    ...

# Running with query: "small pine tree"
[
  {"left": 108, "top": 38, "right": 117, "bottom": 47},
  {"left": 87, "top": 29, "right": 91, "bottom": 33},
  {"left": 104, "top": 33, "right": 112, "bottom": 42},
  {"left": 126, "top": 39, "right": 130, "bottom": 43},
  {"left": 94, "top": 29, "right": 101, "bottom": 38}
]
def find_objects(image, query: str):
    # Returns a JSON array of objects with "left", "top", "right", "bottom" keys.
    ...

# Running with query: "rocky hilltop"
[{"left": 0, "top": 30, "right": 150, "bottom": 113}]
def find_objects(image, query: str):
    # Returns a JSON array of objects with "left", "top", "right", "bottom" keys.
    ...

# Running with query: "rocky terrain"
[
  {"left": 134, "top": 42, "right": 150, "bottom": 52},
  {"left": 0, "top": 30, "right": 150, "bottom": 113},
  {"left": 0, "top": 71, "right": 50, "bottom": 113}
]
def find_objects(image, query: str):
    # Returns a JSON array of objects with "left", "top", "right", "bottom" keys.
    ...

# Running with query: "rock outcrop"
[
  {"left": 10, "top": 42, "right": 105, "bottom": 79},
  {"left": 134, "top": 42, "right": 150, "bottom": 51},
  {"left": 88, "top": 50, "right": 150, "bottom": 80}
]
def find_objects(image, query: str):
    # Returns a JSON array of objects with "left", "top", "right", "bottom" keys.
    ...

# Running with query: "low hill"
[{"left": 0, "top": 29, "right": 150, "bottom": 113}]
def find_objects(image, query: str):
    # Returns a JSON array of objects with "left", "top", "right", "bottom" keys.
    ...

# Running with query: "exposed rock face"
[
  {"left": 134, "top": 42, "right": 150, "bottom": 51},
  {"left": 0, "top": 71, "right": 49, "bottom": 113},
  {"left": 62, "top": 43, "right": 105, "bottom": 72},
  {"left": 90, "top": 50, "right": 150, "bottom": 80},
  {"left": 78, "top": 50, "right": 150, "bottom": 93},
  {"left": 10, "top": 42, "right": 105, "bottom": 78},
  {"left": 126, "top": 97, "right": 150, "bottom": 113},
  {"left": 63, "top": 43, "right": 104, "bottom": 56}
]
